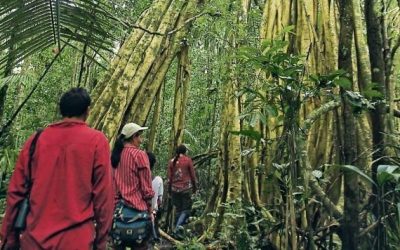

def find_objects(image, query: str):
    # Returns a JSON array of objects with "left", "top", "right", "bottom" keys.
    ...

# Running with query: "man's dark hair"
[
  {"left": 59, "top": 88, "right": 91, "bottom": 117},
  {"left": 146, "top": 151, "right": 157, "bottom": 171}
]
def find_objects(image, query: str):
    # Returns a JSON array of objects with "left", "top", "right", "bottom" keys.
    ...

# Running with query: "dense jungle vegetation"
[{"left": 1, "top": 0, "right": 400, "bottom": 249}]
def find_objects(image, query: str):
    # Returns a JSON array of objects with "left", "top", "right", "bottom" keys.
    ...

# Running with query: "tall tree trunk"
[
  {"left": 338, "top": 0, "right": 359, "bottom": 249},
  {"left": 202, "top": 1, "right": 243, "bottom": 239},
  {"left": 259, "top": 2, "right": 342, "bottom": 248},
  {"left": 169, "top": 41, "right": 190, "bottom": 157},
  {"left": 212, "top": 66, "right": 241, "bottom": 235},
  {"left": 353, "top": 0, "right": 373, "bottom": 173},
  {"left": 147, "top": 82, "right": 164, "bottom": 152},
  {"left": 365, "top": 0, "right": 387, "bottom": 248}
]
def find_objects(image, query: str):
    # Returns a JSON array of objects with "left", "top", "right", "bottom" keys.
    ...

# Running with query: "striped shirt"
[{"left": 114, "top": 146, "right": 155, "bottom": 211}]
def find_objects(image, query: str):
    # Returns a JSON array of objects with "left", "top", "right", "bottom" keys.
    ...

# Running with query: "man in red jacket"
[{"left": 0, "top": 88, "right": 114, "bottom": 250}]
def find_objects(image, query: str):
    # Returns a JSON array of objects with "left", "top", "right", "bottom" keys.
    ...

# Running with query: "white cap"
[{"left": 121, "top": 123, "right": 148, "bottom": 138}]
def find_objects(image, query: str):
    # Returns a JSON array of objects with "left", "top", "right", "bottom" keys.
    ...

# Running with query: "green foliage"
[
  {"left": 1, "top": 1, "right": 399, "bottom": 248},
  {"left": 0, "top": 148, "right": 18, "bottom": 200},
  {"left": 363, "top": 82, "right": 384, "bottom": 100},
  {"left": 110, "top": 0, "right": 152, "bottom": 25},
  {"left": 237, "top": 35, "right": 311, "bottom": 130},
  {"left": 0, "top": 0, "right": 120, "bottom": 70},
  {"left": 339, "top": 164, "right": 377, "bottom": 187},
  {"left": 344, "top": 90, "right": 375, "bottom": 114},
  {"left": 230, "top": 129, "right": 262, "bottom": 141},
  {"left": 309, "top": 70, "right": 379, "bottom": 114},
  {"left": 377, "top": 165, "right": 400, "bottom": 186},
  {"left": 212, "top": 200, "right": 262, "bottom": 249},
  {"left": 176, "top": 239, "right": 206, "bottom": 250}
]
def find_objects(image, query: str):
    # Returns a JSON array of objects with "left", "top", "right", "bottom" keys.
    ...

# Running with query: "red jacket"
[
  {"left": 168, "top": 155, "right": 197, "bottom": 193},
  {"left": 1, "top": 119, "right": 114, "bottom": 250}
]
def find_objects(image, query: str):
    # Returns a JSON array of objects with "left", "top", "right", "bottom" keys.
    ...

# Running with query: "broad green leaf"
[
  {"left": 377, "top": 165, "right": 398, "bottom": 174},
  {"left": 378, "top": 172, "right": 394, "bottom": 186},
  {"left": 340, "top": 165, "right": 377, "bottom": 187},
  {"left": 312, "top": 170, "right": 323, "bottom": 179},
  {"left": 377, "top": 165, "right": 400, "bottom": 186}
]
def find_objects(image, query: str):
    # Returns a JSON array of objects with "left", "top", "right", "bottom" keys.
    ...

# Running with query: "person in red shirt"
[
  {"left": 0, "top": 88, "right": 114, "bottom": 250},
  {"left": 167, "top": 144, "right": 197, "bottom": 234},
  {"left": 111, "top": 123, "right": 155, "bottom": 250}
]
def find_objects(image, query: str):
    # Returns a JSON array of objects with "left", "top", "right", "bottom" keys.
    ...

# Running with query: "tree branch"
[
  {"left": 128, "top": 24, "right": 165, "bottom": 36},
  {"left": 300, "top": 100, "right": 343, "bottom": 220},
  {"left": 303, "top": 100, "right": 341, "bottom": 133},
  {"left": 166, "top": 12, "right": 216, "bottom": 35},
  {"left": 159, "top": 229, "right": 182, "bottom": 245},
  {"left": 359, "top": 213, "right": 395, "bottom": 236},
  {"left": 125, "top": 12, "right": 220, "bottom": 36}
]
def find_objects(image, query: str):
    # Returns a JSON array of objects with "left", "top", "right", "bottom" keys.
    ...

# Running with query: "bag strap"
[{"left": 26, "top": 129, "right": 43, "bottom": 191}]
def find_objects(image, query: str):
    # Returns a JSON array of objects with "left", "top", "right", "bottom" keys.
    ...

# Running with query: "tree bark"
[
  {"left": 365, "top": 0, "right": 388, "bottom": 248},
  {"left": 338, "top": 0, "right": 359, "bottom": 248},
  {"left": 147, "top": 82, "right": 164, "bottom": 152},
  {"left": 87, "top": 0, "right": 198, "bottom": 145},
  {"left": 169, "top": 41, "right": 190, "bottom": 157}
]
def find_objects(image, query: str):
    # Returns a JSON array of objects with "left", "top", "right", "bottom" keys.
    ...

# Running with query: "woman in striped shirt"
[{"left": 111, "top": 123, "right": 155, "bottom": 250}]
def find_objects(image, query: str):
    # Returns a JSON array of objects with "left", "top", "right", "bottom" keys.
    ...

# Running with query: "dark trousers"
[{"left": 171, "top": 191, "right": 192, "bottom": 229}]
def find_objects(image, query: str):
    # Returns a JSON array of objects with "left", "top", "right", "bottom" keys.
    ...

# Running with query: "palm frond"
[
  {"left": 0, "top": 74, "right": 35, "bottom": 91},
  {"left": 0, "top": 0, "right": 120, "bottom": 71}
]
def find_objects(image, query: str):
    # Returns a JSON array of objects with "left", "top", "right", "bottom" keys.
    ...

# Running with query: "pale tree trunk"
[
  {"left": 201, "top": 1, "right": 243, "bottom": 239},
  {"left": 212, "top": 66, "right": 241, "bottom": 235},
  {"left": 87, "top": 0, "right": 198, "bottom": 144},
  {"left": 240, "top": 0, "right": 263, "bottom": 209},
  {"left": 259, "top": 1, "right": 343, "bottom": 248},
  {"left": 259, "top": 0, "right": 340, "bottom": 193},
  {"left": 146, "top": 82, "right": 164, "bottom": 152},
  {"left": 257, "top": 0, "right": 381, "bottom": 248},
  {"left": 353, "top": 0, "right": 373, "bottom": 172},
  {"left": 202, "top": 1, "right": 275, "bottom": 242},
  {"left": 168, "top": 41, "right": 190, "bottom": 157},
  {"left": 201, "top": 43, "right": 220, "bottom": 220},
  {"left": 257, "top": 0, "right": 290, "bottom": 210}
]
